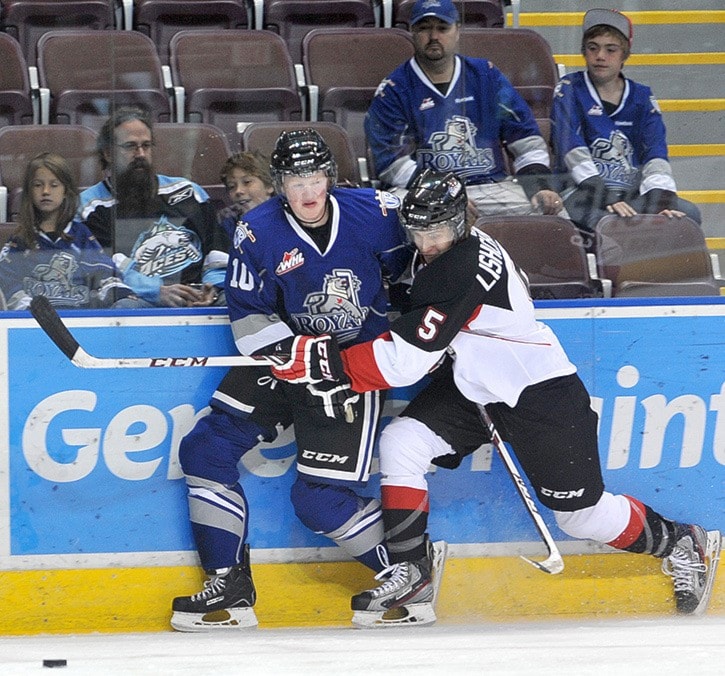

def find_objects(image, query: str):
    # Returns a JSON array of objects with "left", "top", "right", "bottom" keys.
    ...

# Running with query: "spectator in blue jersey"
[
  {"left": 365, "top": 0, "right": 567, "bottom": 219},
  {"left": 78, "top": 107, "right": 226, "bottom": 307},
  {"left": 0, "top": 153, "right": 141, "bottom": 311},
  {"left": 169, "top": 129, "right": 445, "bottom": 632},
  {"left": 551, "top": 9, "right": 701, "bottom": 240}
]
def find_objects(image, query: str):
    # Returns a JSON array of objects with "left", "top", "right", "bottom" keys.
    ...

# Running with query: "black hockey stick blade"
[{"left": 30, "top": 295, "right": 82, "bottom": 362}]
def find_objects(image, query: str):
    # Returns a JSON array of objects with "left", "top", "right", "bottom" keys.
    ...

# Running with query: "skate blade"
[
  {"left": 170, "top": 607, "right": 259, "bottom": 632},
  {"left": 351, "top": 602, "right": 436, "bottom": 629},
  {"left": 692, "top": 529, "right": 722, "bottom": 616}
]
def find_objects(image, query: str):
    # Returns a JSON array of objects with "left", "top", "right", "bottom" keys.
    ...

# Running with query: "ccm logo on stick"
[{"left": 150, "top": 357, "right": 209, "bottom": 367}]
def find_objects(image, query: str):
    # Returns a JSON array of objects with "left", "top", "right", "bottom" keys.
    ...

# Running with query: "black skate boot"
[
  {"left": 171, "top": 544, "right": 258, "bottom": 631},
  {"left": 661, "top": 524, "right": 721, "bottom": 615},
  {"left": 350, "top": 538, "right": 447, "bottom": 628}
]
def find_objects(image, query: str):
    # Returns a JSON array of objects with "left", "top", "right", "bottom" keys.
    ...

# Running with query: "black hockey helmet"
[
  {"left": 400, "top": 169, "right": 468, "bottom": 243},
  {"left": 270, "top": 129, "right": 337, "bottom": 198}
]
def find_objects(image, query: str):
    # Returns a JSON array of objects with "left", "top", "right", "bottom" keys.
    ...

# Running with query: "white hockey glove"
[
  {"left": 271, "top": 334, "right": 346, "bottom": 384},
  {"left": 271, "top": 335, "right": 358, "bottom": 422}
]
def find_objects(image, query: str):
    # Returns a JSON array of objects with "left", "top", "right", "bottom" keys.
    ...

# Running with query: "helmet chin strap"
[{"left": 289, "top": 199, "right": 330, "bottom": 228}]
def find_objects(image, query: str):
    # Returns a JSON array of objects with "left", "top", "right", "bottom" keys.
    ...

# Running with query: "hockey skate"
[
  {"left": 350, "top": 539, "right": 448, "bottom": 628},
  {"left": 171, "top": 544, "right": 258, "bottom": 631},
  {"left": 661, "top": 525, "right": 721, "bottom": 615}
]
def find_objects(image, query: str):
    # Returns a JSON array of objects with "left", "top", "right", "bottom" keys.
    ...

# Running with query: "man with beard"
[
  {"left": 365, "top": 0, "right": 567, "bottom": 220},
  {"left": 78, "top": 107, "right": 225, "bottom": 307}
]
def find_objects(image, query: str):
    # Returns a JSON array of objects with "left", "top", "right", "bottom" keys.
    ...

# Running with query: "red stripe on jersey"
[
  {"left": 341, "top": 334, "right": 393, "bottom": 392},
  {"left": 606, "top": 495, "right": 647, "bottom": 549},
  {"left": 382, "top": 485, "right": 430, "bottom": 513}
]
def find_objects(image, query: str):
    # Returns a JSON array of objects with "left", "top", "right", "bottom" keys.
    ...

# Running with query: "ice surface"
[{"left": 1, "top": 617, "right": 724, "bottom": 675}]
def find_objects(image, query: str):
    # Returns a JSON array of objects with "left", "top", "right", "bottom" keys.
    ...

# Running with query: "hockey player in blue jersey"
[
  {"left": 551, "top": 9, "right": 701, "bottom": 238},
  {"left": 365, "top": 0, "right": 567, "bottom": 219},
  {"left": 170, "top": 129, "right": 445, "bottom": 631}
]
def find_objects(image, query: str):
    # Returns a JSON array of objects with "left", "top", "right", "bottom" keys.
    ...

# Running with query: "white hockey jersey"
[{"left": 341, "top": 229, "right": 576, "bottom": 407}]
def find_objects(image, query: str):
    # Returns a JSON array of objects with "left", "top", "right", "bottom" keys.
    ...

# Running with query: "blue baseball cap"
[{"left": 410, "top": 0, "right": 460, "bottom": 26}]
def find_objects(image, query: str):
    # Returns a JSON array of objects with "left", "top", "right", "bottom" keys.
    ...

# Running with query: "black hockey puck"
[{"left": 42, "top": 659, "right": 67, "bottom": 668}]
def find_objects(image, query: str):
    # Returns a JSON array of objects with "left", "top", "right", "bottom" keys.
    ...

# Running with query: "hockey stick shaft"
[
  {"left": 477, "top": 404, "right": 564, "bottom": 575},
  {"left": 29, "top": 295, "right": 281, "bottom": 369}
]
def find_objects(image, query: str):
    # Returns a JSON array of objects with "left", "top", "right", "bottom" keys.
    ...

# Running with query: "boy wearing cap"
[
  {"left": 551, "top": 8, "right": 701, "bottom": 241},
  {"left": 365, "top": 0, "right": 567, "bottom": 219}
]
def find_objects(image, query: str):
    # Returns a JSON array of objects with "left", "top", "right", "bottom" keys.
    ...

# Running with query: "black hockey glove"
[{"left": 305, "top": 380, "right": 359, "bottom": 423}]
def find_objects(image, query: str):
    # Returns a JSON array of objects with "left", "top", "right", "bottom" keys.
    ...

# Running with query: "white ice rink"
[{"left": 1, "top": 617, "right": 724, "bottom": 675}]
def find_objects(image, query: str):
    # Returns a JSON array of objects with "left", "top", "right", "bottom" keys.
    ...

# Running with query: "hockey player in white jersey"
[
  {"left": 272, "top": 169, "right": 721, "bottom": 619},
  {"left": 170, "top": 130, "right": 446, "bottom": 631}
]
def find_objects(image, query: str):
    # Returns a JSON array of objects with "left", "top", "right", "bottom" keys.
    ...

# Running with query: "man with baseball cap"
[
  {"left": 365, "top": 0, "right": 567, "bottom": 220},
  {"left": 551, "top": 8, "right": 701, "bottom": 242}
]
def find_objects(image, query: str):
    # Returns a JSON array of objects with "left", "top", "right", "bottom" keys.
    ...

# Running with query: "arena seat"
[
  {"left": 0, "top": 222, "right": 17, "bottom": 249},
  {"left": 132, "top": 0, "right": 251, "bottom": 65},
  {"left": 241, "top": 121, "right": 361, "bottom": 187},
  {"left": 169, "top": 29, "right": 303, "bottom": 147},
  {"left": 392, "top": 0, "right": 504, "bottom": 30},
  {"left": 0, "top": 0, "right": 115, "bottom": 66},
  {"left": 0, "top": 124, "right": 100, "bottom": 222},
  {"left": 301, "top": 27, "right": 414, "bottom": 160},
  {"left": 36, "top": 29, "right": 173, "bottom": 131},
  {"left": 594, "top": 214, "right": 721, "bottom": 297},
  {"left": 262, "top": 0, "right": 376, "bottom": 63},
  {"left": 475, "top": 215, "right": 604, "bottom": 300},
  {"left": 0, "top": 33, "right": 35, "bottom": 128},
  {"left": 151, "top": 122, "right": 233, "bottom": 211},
  {"left": 459, "top": 27, "right": 558, "bottom": 143}
]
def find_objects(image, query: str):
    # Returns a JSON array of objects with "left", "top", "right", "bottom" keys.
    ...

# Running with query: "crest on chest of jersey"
[
  {"left": 130, "top": 215, "right": 202, "bottom": 277},
  {"left": 270, "top": 129, "right": 337, "bottom": 201},
  {"left": 399, "top": 169, "right": 468, "bottom": 244}
]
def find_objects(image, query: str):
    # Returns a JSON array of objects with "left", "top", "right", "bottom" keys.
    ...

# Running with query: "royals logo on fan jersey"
[
  {"left": 24, "top": 251, "right": 89, "bottom": 306},
  {"left": 589, "top": 130, "right": 637, "bottom": 190},
  {"left": 130, "top": 216, "right": 203, "bottom": 278},
  {"left": 418, "top": 116, "right": 496, "bottom": 180},
  {"left": 291, "top": 269, "right": 368, "bottom": 344}
]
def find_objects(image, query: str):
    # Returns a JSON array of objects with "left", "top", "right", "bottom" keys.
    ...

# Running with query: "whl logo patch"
[{"left": 276, "top": 248, "right": 304, "bottom": 275}]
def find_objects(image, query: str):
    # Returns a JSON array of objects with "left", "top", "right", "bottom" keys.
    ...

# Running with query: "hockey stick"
[
  {"left": 477, "top": 404, "right": 565, "bottom": 575},
  {"left": 29, "top": 295, "right": 357, "bottom": 422},
  {"left": 29, "top": 294, "right": 283, "bottom": 369}
]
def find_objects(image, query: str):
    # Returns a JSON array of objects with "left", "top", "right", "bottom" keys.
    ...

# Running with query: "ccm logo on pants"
[{"left": 301, "top": 450, "right": 350, "bottom": 465}]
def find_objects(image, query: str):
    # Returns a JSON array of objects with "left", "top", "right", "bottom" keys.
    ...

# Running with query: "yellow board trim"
[
  {"left": 1, "top": 554, "right": 722, "bottom": 635},
  {"left": 706, "top": 237, "right": 725, "bottom": 249},
  {"left": 520, "top": 11, "right": 725, "bottom": 27}
]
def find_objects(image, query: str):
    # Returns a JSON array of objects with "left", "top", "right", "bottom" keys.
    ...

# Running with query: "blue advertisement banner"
[{"left": 3, "top": 301, "right": 724, "bottom": 565}]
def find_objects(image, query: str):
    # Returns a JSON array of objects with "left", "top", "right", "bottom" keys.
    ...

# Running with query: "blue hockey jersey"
[
  {"left": 0, "top": 220, "right": 135, "bottom": 310},
  {"left": 365, "top": 56, "right": 551, "bottom": 188},
  {"left": 225, "top": 187, "right": 411, "bottom": 355},
  {"left": 78, "top": 175, "right": 220, "bottom": 286},
  {"left": 551, "top": 70, "right": 676, "bottom": 194}
]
